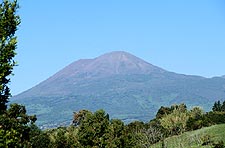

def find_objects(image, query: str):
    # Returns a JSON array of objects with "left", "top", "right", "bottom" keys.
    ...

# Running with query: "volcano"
[{"left": 12, "top": 51, "right": 225, "bottom": 128}]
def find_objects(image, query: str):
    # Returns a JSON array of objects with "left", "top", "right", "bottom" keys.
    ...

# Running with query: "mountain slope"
[
  {"left": 16, "top": 51, "right": 166, "bottom": 97},
  {"left": 12, "top": 51, "right": 225, "bottom": 128},
  {"left": 152, "top": 124, "right": 225, "bottom": 148}
]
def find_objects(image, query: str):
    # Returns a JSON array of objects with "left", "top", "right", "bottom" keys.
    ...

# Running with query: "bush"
[{"left": 213, "top": 140, "right": 225, "bottom": 148}]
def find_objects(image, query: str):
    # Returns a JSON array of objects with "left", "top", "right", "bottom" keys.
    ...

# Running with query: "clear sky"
[{"left": 10, "top": 0, "right": 225, "bottom": 95}]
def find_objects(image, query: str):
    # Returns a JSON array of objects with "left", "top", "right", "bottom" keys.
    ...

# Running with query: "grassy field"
[{"left": 151, "top": 124, "right": 225, "bottom": 148}]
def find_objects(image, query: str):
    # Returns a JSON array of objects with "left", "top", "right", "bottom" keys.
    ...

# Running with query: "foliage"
[
  {"left": 212, "top": 100, "right": 225, "bottom": 112},
  {"left": 5, "top": 101, "right": 225, "bottom": 148},
  {"left": 151, "top": 124, "right": 225, "bottom": 148},
  {"left": 201, "top": 134, "right": 213, "bottom": 146},
  {"left": 186, "top": 106, "right": 210, "bottom": 130},
  {"left": 213, "top": 101, "right": 222, "bottom": 112},
  {"left": 135, "top": 125, "right": 164, "bottom": 147},
  {"left": 213, "top": 141, "right": 225, "bottom": 148},
  {"left": 0, "top": 1, "right": 42, "bottom": 147},
  {"left": 47, "top": 127, "right": 78, "bottom": 148},
  {"left": 41, "top": 110, "right": 137, "bottom": 147},
  {"left": 205, "top": 111, "right": 225, "bottom": 124},
  {"left": 0, "top": 0, "right": 20, "bottom": 113},
  {"left": 156, "top": 106, "right": 172, "bottom": 119},
  {"left": 0, "top": 103, "right": 37, "bottom": 147},
  {"left": 127, "top": 121, "right": 145, "bottom": 133},
  {"left": 159, "top": 104, "right": 189, "bottom": 135},
  {"left": 72, "top": 109, "right": 92, "bottom": 126},
  {"left": 110, "top": 119, "right": 130, "bottom": 148},
  {"left": 157, "top": 102, "right": 225, "bottom": 136},
  {"left": 75, "top": 109, "right": 136, "bottom": 147},
  {"left": 28, "top": 102, "right": 225, "bottom": 147},
  {"left": 29, "top": 124, "right": 51, "bottom": 148},
  {"left": 76, "top": 109, "right": 110, "bottom": 147}
]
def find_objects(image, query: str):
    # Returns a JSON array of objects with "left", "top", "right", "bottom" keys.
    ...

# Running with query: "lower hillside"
[{"left": 152, "top": 124, "right": 225, "bottom": 148}]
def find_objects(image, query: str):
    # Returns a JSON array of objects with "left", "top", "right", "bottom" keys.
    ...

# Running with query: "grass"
[{"left": 151, "top": 124, "right": 225, "bottom": 148}]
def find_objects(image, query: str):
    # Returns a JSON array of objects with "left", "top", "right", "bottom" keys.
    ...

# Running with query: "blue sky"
[{"left": 10, "top": 0, "right": 225, "bottom": 95}]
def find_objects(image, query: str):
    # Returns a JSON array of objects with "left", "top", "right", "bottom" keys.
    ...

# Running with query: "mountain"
[
  {"left": 12, "top": 51, "right": 225, "bottom": 128},
  {"left": 16, "top": 51, "right": 166, "bottom": 98}
]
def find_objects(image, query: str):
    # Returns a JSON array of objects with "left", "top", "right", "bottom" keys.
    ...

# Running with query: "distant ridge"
[{"left": 12, "top": 51, "right": 225, "bottom": 128}]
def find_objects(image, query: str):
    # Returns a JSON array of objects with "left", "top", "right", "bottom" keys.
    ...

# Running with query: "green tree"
[
  {"left": 156, "top": 106, "right": 172, "bottom": 119},
  {"left": 0, "top": 1, "right": 40, "bottom": 147},
  {"left": 205, "top": 111, "right": 225, "bottom": 124},
  {"left": 0, "top": 104, "right": 37, "bottom": 147},
  {"left": 29, "top": 124, "right": 51, "bottom": 148},
  {"left": 127, "top": 121, "right": 145, "bottom": 133},
  {"left": 50, "top": 127, "right": 72, "bottom": 148},
  {"left": 110, "top": 119, "right": 137, "bottom": 148},
  {"left": 187, "top": 106, "right": 206, "bottom": 130},
  {"left": 77, "top": 109, "right": 110, "bottom": 147},
  {"left": 0, "top": 0, "right": 20, "bottom": 113},
  {"left": 212, "top": 101, "right": 222, "bottom": 112},
  {"left": 76, "top": 109, "right": 137, "bottom": 148},
  {"left": 159, "top": 104, "right": 189, "bottom": 135}
]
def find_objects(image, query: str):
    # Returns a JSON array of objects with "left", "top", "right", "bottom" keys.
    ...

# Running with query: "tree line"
[
  {"left": 20, "top": 101, "right": 225, "bottom": 148},
  {"left": 2, "top": 101, "right": 224, "bottom": 147}
]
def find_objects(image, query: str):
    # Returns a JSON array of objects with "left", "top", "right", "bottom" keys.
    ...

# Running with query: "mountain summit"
[
  {"left": 53, "top": 51, "right": 165, "bottom": 79},
  {"left": 13, "top": 51, "right": 225, "bottom": 128},
  {"left": 84, "top": 51, "right": 165, "bottom": 75}
]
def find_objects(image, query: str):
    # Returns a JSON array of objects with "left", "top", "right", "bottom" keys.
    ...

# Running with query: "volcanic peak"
[{"left": 58, "top": 51, "right": 166, "bottom": 78}]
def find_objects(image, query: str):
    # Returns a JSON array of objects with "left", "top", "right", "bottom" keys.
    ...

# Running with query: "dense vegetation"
[
  {"left": 3, "top": 101, "right": 222, "bottom": 147},
  {"left": 1, "top": 0, "right": 225, "bottom": 147}
]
